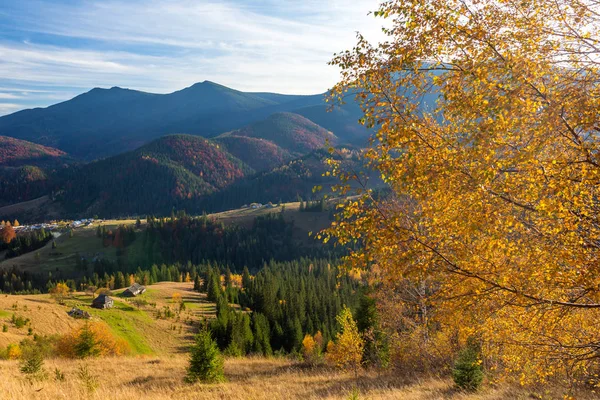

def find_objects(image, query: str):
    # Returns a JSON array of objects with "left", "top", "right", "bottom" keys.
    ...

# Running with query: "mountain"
[
  {"left": 0, "top": 82, "right": 366, "bottom": 160},
  {"left": 60, "top": 134, "right": 251, "bottom": 217},
  {"left": 221, "top": 112, "right": 337, "bottom": 156},
  {"left": 0, "top": 136, "right": 74, "bottom": 207}
]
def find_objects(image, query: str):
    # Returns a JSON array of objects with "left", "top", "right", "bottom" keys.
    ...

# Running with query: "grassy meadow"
[{"left": 0, "top": 355, "right": 587, "bottom": 400}]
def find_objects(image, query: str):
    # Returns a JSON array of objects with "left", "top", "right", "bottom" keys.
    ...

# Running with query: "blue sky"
[{"left": 0, "top": 0, "right": 385, "bottom": 116}]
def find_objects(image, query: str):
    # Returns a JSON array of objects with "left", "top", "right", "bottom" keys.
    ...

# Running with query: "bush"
[
  {"left": 6, "top": 343, "right": 22, "bottom": 359},
  {"left": 452, "top": 341, "right": 484, "bottom": 391},
  {"left": 11, "top": 313, "right": 28, "bottom": 328},
  {"left": 56, "top": 322, "right": 129, "bottom": 358},
  {"left": 21, "top": 335, "right": 59, "bottom": 359},
  {"left": 20, "top": 347, "right": 46, "bottom": 380},
  {"left": 185, "top": 330, "right": 225, "bottom": 383},
  {"left": 302, "top": 331, "right": 324, "bottom": 365}
]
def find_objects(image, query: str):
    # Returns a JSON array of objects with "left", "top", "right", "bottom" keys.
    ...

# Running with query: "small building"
[
  {"left": 67, "top": 307, "right": 91, "bottom": 319},
  {"left": 123, "top": 282, "right": 146, "bottom": 297},
  {"left": 91, "top": 294, "right": 114, "bottom": 309}
]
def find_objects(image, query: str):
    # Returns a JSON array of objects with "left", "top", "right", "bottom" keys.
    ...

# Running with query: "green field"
[{"left": 65, "top": 295, "right": 156, "bottom": 355}]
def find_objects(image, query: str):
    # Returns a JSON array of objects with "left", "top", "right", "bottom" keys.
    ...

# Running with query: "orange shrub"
[{"left": 56, "top": 322, "right": 130, "bottom": 358}]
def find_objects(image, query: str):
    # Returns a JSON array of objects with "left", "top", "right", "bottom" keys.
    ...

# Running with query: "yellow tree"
[
  {"left": 326, "top": 307, "right": 365, "bottom": 378},
  {"left": 172, "top": 292, "right": 182, "bottom": 304},
  {"left": 50, "top": 282, "right": 71, "bottom": 305},
  {"left": 325, "top": 0, "right": 600, "bottom": 385}
]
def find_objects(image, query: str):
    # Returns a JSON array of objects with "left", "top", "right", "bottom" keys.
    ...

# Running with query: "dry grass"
[
  {"left": 0, "top": 355, "right": 582, "bottom": 400},
  {"left": 0, "top": 293, "right": 83, "bottom": 349},
  {"left": 0, "top": 282, "right": 214, "bottom": 353}
]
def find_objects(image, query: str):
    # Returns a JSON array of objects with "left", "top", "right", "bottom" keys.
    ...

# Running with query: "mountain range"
[
  {"left": 0, "top": 81, "right": 366, "bottom": 160},
  {"left": 0, "top": 82, "right": 372, "bottom": 219}
]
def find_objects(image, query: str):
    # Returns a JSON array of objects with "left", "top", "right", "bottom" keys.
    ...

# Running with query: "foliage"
[
  {"left": 230, "top": 112, "right": 337, "bottom": 156},
  {"left": 57, "top": 322, "right": 129, "bottom": 358},
  {"left": 326, "top": 307, "right": 364, "bottom": 376},
  {"left": 216, "top": 135, "right": 293, "bottom": 172},
  {"left": 61, "top": 134, "right": 249, "bottom": 216},
  {"left": 326, "top": 0, "right": 600, "bottom": 385},
  {"left": 0, "top": 225, "right": 16, "bottom": 244},
  {"left": 302, "top": 331, "right": 324, "bottom": 365},
  {"left": 3, "top": 228, "right": 52, "bottom": 259},
  {"left": 49, "top": 282, "right": 70, "bottom": 305},
  {"left": 6, "top": 343, "right": 22, "bottom": 359},
  {"left": 185, "top": 329, "right": 225, "bottom": 384}
]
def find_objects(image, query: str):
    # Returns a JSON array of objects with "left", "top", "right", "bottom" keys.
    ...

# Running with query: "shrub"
[
  {"left": 6, "top": 343, "right": 22, "bottom": 359},
  {"left": 57, "top": 322, "right": 129, "bottom": 358},
  {"left": 21, "top": 335, "right": 59, "bottom": 359},
  {"left": 11, "top": 313, "right": 28, "bottom": 328},
  {"left": 74, "top": 323, "right": 100, "bottom": 359},
  {"left": 185, "top": 330, "right": 225, "bottom": 383},
  {"left": 20, "top": 347, "right": 46, "bottom": 380},
  {"left": 302, "top": 331, "right": 324, "bottom": 365},
  {"left": 2, "top": 324, "right": 7, "bottom": 332},
  {"left": 452, "top": 341, "right": 484, "bottom": 391}
]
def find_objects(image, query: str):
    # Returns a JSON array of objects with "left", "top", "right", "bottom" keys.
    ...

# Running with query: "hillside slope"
[
  {"left": 0, "top": 136, "right": 68, "bottom": 167},
  {"left": 0, "top": 136, "right": 74, "bottom": 207},
  {"left": 215, "top": 135, "right": 293, "bottom": 172},
  {"left": 60, "top": 134, "right": 250, "bottom": 216},
  {"left": 225, "top": 112, "right": 336, "bottom": 156}
]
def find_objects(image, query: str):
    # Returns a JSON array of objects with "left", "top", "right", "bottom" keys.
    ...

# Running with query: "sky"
[{"left": 0, "top": 0, "right": 386, "bottom": 116}]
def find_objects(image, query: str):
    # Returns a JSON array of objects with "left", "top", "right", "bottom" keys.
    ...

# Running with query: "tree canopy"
[{"left": 326, "top": 0, "right": 600, "bottom": 385}]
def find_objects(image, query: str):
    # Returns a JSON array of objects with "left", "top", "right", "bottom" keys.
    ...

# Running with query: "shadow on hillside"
[{"left": 24, "top": 298, "right": 52, "bottom": 304}]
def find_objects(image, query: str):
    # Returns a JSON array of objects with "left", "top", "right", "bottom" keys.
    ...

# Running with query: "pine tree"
[
  {"left": 452, "top": 340, "right": 484, "bottom": 391},
  {"left": 75, "top": 323, "right": 100, "bottom": 359},
  {"left": 185, "top": 330, "right": 225, "bottom": 383},
  {"left": 20, "top": 348, "right": 44, "bottom": 376}
]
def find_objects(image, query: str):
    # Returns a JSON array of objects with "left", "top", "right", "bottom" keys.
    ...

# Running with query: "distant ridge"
[{"left": 0, "top": 81, "right": 367, "bottom": 160}]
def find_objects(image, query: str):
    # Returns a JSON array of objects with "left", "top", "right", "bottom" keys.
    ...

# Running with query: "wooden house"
[
  {"left": 91, "top": 294, "right": 114, "bottom": 309},
  {"left": 123, "top": 282, "right": 146, "bottom": 297}
]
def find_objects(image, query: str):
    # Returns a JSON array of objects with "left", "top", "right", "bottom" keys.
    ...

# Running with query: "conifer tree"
[{"left": 185, "top": 330, "right": 225, "bottom": 383}]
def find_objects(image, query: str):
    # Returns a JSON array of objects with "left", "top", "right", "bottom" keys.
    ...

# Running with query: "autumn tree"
[
  {"left": 326, "top": 0, "right": 600, "bottom": 385},
  {"left": 326, "top": 307, "right": 364, "bottom": 378},
  {"left": 50, "top": 282, "right": 70, "bottom": 305},
  {"left": 0, "top": 225, "right": 16, "bottom": 244}
]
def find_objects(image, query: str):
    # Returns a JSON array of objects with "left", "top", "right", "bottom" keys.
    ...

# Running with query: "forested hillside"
[
  {"left": 59, "top": 135, "right": 250, "bottom": 217},
  {"left": 0, "top": 136, "right": 74, "bottom": 206},
  {"left": 223, "top": 112, "right": 337, "bottom": 156},
  {"left": 215, "top": 136, "right": 293, "bottom": 172}
]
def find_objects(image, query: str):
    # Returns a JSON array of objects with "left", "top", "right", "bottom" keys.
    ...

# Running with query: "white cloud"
[
  {"left": 0, "top": 0, "right": 387, "bottom": 115},
  {"left": 0, "top": 103, "right": 23, "bottom": 114}
]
